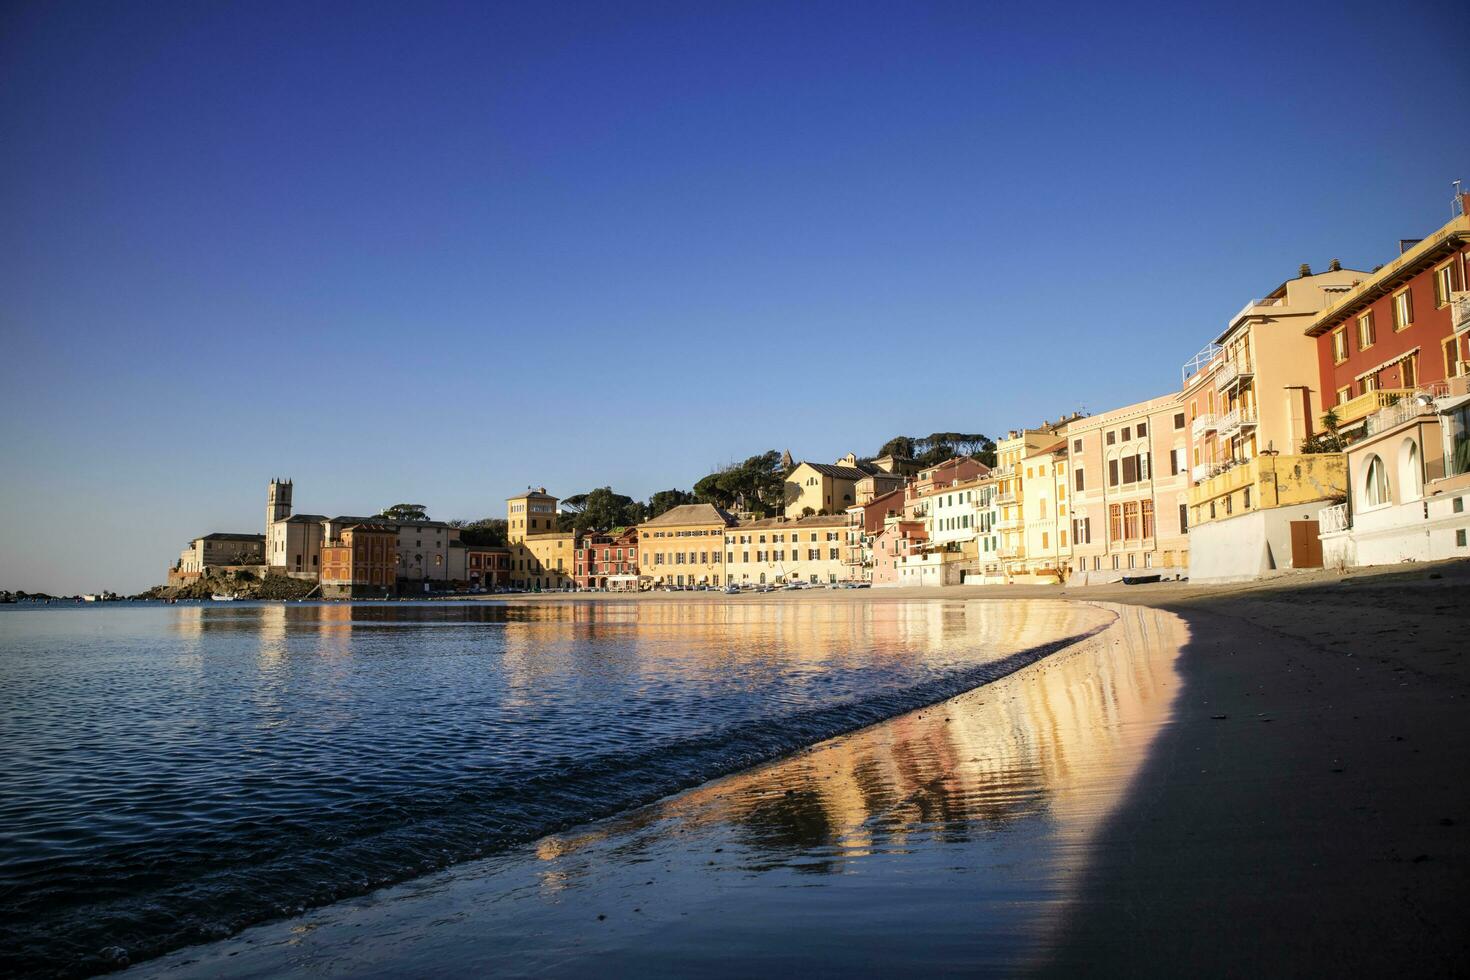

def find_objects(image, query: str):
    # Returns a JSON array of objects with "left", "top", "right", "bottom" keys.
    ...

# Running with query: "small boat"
[
  {"left": 1121, "top": 574, "right": 1161, "bottom": 586},
  {"left": 210, "top": 593, "right": 239, "bottom": 601}
]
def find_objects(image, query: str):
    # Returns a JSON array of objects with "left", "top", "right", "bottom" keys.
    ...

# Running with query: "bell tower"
[{"left": 267, "top": 478, "right": 293, "bottom": 529}]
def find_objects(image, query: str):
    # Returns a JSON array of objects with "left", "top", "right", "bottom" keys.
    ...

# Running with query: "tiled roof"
[
  {"left": 640, "top": 503, "right": 735, "bottom": 527},
  {"left": 280, "top": 514, "right": 328, "bottom": 524},
  {"left": 735, "top": 514, "right": 849, "bottom": 530},
  {"left": 797, "top": 462, "right": 873, "bottom": 481},
  {"left": 198, "top": 532, "right": 265, "bottom": 542}
]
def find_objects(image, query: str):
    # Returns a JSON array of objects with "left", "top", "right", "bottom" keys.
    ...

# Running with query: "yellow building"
[
  {"left": 992, "top": 425, "right": 1067, "bottom": 577},
  {"left": 723, "top": 514, "right": 849, "bottom": 586},
  {"left": 506, "top": 487, "right": 576, "bottom": 590},
  {"left": 1180, "top": 267, "right": 1368, "bottom": 481},
  {"left": 637, "top": 503, "right": 736, "bottom": 588},
  {"left": 1020, "top": 438, "right": 1071, "bottom": 581},
  {"left": 1186, "top": 453, "right": 1347, "bottom": 582}
]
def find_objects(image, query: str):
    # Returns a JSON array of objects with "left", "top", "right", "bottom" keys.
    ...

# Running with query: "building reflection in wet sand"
[{"left": 135, "top": 600, "right": 1182, "bottom": 978}]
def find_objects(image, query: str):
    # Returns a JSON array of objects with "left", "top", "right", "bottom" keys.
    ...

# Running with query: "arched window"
[
  {"left": 1363, "top": 454, "right": 1389, "bottom": 508},
  {"left": 1398, "top": 439, "right": 1422, "bottom": 502}
]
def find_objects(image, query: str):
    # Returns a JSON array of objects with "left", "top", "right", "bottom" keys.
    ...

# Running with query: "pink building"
[{"left": 871, "top": 520, "right": 927, "bottom": 587}]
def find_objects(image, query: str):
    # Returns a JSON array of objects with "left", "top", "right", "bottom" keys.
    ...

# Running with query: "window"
[
  {"left": 1122, "top": 456, "right": 1138, "bottom": 484},
  {"left": 1170, "top": 448, "right": 1182, "bottom": 476},
  {"left": 1109, "top": 504, "right": 1122, "bottom": 541},
  {"left": 1137, "top": 421, "right": 1148, "bottom": 437},
  {"left": 1243, "top": 487, "right": 1251, "bottom": 509},
  {"left": 1393, "top": 289, "right": 1413, "bottom": 330},
  {"left": 1179, "top": 503, "right": 1188, "bottom": 533},
  {"left": 1108, "top": 459, "right": 1119, "bottom": 486},
  {"left": 1123, "top": 502, "right": 1139, "bottom": 539},
  {"left": 1336, "top": 385, "right": 1352, "bottom": 405},
  {"left": 1122, "top": 426, "right": 1131, "bottom": 441},
  {"left": 1106, "top": 431, "right": 1116, "bottom": 446},
  {"left": 1399, "top": 438, "right": 1422, "bottom": 502},
  {"left": 1434, "top": 262, "right": 1458, "bottom": 307},
  {"left": 1447, "top": 337, "right": 1464, "bottom": 379},
  {"left": 1364, "top": 454, "right": 1389, "bottom": 508},
  {"left": 1357, "top": 312, "right": 1375, "bottom": 350},
  {"left": 1174, "top": 412, "right": 1185, "bottom": 430},
  {"left": 1075, "top": 469, "right": 1085, "bottom": 492},
  {"left": 1141, "top": 500, "right": 1154, "bottom": 538},
  {"left": 1332, "top": 327, "right": 1348, "bottom": 363},
  {"left": 1401, "top": 353, "right": 1417, "bottom": 389},
  {"left": 1073, "top": 438, "right": 1082, "bottom": 453}
]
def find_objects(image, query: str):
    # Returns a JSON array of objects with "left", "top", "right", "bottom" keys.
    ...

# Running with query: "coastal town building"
[
  {"left": 1304, "top": 205, "right": 1470, "bottom": 438},
  {"left": 169, "top": 532, "right": 265, "bottom": 583},
  {"left": 638, "top": 503, "right": 735, "bottom": 588},
  {"left": 1019, "top": 439, "right": 1070, "bottom": 582},
  {"left": 993, "top": 425, "right": 1070, "bottom": 579},
  {"left": 452, "top": 543, "right": 511, "bottom": 591},
  {"left": 1319, "top": 376, "right": 1470, "bottom": 568},
  {"left": 320, "top": 523, "right": 398, "bottom": 599},
  {"left": 575, "top": 527, "right": 640, "bottom": 591},
  {"left": 505, "top": 488, "right": 575, "bottom": 591},
  {"left": 871, "top": 519, "right": 926, "bottom": 587},
  {"left": 1066, "top": 393, "right": 1191, "bottom": 582},
  {"left": 844, "top": 486, "right": 907, "bottom": 582},
  {"left": 723, "top": 514, "right": 848, "bottom": 586},
  {"left": 783, "top": 456, "right": 875, "bottom": 517},
  {"left": 1180, "top": 267, "right": 1368, "bottom": 482},
  {"left": 265, "top": 480, "right": 460, "bottom": 589}
]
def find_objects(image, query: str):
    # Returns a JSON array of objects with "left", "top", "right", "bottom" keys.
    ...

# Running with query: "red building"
[
  {"left": 465, "top": 545, "right": 511, "bottom": 591},
  {"left": 1306, "top": 199, "right": 1470, "bottom": 437},
  {"left": 320, "top": 523, "right": 398, "bottom": 599},
  {"left": 575, "top": 528, "right": 639, "bottom": 590}
]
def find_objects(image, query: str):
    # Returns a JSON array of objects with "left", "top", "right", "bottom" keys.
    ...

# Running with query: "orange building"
[{"left": 320, "top": 523, "right": 399, "bottom": 599}]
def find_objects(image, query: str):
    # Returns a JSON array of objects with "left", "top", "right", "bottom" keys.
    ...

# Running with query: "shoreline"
[
  {"left": 128, "top": 563, "right": 1469, "bottom": 976},
  {"left": 132, "top": 598, "right": 1186, "bottom": 978}
]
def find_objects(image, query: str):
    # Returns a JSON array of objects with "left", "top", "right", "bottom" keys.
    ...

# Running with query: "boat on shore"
[
  {"left": 1121, "top": 573, "right": 1161, "bottom": 586},
  {"left": 210, "top": 594, "right": 239, "bottom": 602}
]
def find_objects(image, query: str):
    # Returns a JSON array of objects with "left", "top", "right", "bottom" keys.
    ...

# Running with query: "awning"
[{"left": 1355, "top": 346, "right": 1420, "bottom": 383}]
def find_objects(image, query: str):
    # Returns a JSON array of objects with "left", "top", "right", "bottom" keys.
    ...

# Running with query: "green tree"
[
  {"left": 380, "top": 503, "right": 429, "bottom": 522},
  {"left": 457, "top": 518, "right": 508, "bottom": 546},
  {"left": 560, "top": 487, "right": 647, "bottom": 531},
  {"left": 1301, "top": 409, "right": 1346, "bottom": 454},
  {"left": 693, "top": 450, "right": 786, "bottom": 515},
  {"left": 646, "top": 488, "right": 695, "bottom": 518}
]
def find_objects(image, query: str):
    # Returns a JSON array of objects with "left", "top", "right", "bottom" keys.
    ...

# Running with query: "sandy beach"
[{"left": 129, "top": 562, "right": 1469, "bottom": 977}]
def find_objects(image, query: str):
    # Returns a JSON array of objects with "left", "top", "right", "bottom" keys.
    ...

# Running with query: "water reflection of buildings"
[{"left": 523, "top": 602, "right": 1178, "bottom": 890}]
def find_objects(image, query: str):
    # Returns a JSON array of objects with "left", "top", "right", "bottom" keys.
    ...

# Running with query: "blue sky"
[{"left": 2, "top": 0, "right": 1467, "bottom": 593}]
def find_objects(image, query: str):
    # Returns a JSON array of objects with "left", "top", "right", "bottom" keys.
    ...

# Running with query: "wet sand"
[{"left": 132, "top": 564, "right": 1470, "bottom": 976}]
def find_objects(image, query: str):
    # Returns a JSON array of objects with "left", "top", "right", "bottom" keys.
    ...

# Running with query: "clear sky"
[{"left": 2, "top": 0, "right": 1467, "bottom": 594}]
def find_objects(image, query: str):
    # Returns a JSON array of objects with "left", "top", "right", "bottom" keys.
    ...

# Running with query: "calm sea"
[{"left": 0, "top": 599, "right": 1100, "bottom": 976}]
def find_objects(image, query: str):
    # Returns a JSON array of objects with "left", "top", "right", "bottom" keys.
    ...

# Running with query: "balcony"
[
  {"left": 1364, "top": 392, "right": 1439, "bottom": 436},
  {"left": 1216, "top": 405, "right": 1257, "bottom": 438},
  {"left": 1452, "top": 292, "right": 1470, "bottom": 334},
  {"left": 995, "top": 489, "right": 1017, "bottom": 505},
  {"left": 1318, "top": 502, "right": 1350, "bottom": 535},
  {"left": 1332, "top": 388, "right": 1413, "bottom": 429},
  {"left": 997, "top": 544, "right": 1022, "bottom": 560},
  {"left": 1190, "top": 462, "right": 1211, "bottom": 483},
  {"left": 1191, "top": 413, "right": 1218, "bottom": 439},
  {"left": 1214, "top": 358, "right": 1254, "bottom": 392},
  {"left": 994, "top": 517, "right": 1023, "bottom": 531}
]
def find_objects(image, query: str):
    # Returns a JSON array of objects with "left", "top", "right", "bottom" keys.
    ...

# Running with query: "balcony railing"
[
  {"left": 1452, "top": 292, "right": 1470, "bottom": 334},
  {"left": 1319, "top": 502, "right": 1350, "bottom": 535},
  {"left": 1364, "top": 393, "right": 1438, "bottom": 436},
  {"left": 1214, "top": 358, "right": 1254, "bottom": 392},
  {"left": 1217, "top": 406, "right": 1256, "bottom": 437},
  {"left": 1182, "top": 341, "right": 1224, "bottom": 386},
  {"left": 1190, "top": 462, "right": 1211, "bottom": 483},
  {"left": 1191, "top": 413, "right": 1218, "bottom": 439},
  {"left": 995, "top": 490, "right": 1017, "bottom": 505},
  {"left": 995, "top": 517, "right": 1023, "bottom": 531},
  {"left": 1333, "top": 388, "right": 1414, "bottom": 428}
]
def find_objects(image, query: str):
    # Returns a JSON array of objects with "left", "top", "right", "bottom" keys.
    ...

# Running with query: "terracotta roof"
[
  {"left": 640, "top": 503, "right": 735, "bottom": 527},
  {"left": 734, "top": 514, "right": 849, "bottom": 530}
]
